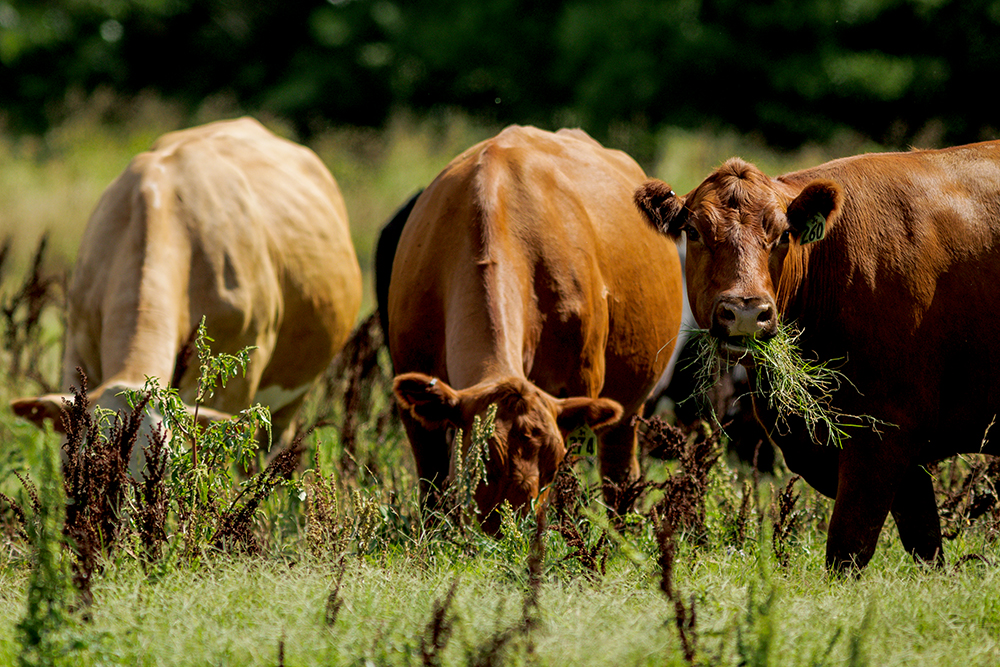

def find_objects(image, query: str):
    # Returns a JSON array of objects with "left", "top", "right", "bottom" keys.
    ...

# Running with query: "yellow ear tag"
[
  {"left": 567, "top": 425, "right": 598, "bottom": 456},
  {"left": 800, "top": 211, "right": 826, "bottom": 245}
]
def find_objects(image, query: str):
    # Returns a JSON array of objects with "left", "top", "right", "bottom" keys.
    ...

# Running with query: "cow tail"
[{"left": 374, "top": 189, "right": 423, "bottom": 364}]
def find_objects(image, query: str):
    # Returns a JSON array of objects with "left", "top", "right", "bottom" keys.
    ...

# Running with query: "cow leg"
[
  {"left": 825, "top": 445, "right": 903, "bottom": 573},
  {"left": 890, "top": 465, "right": 944, "bottom": 566},
  {"left": 598, "top": 417, "right": 641, "bottom": 515},
  {"left": 398, "top": 410, "right": 451, "bottom": 512}
]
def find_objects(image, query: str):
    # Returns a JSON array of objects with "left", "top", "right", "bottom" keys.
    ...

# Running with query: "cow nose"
[{"left": 714, "top": 296, "right": 776, "bottom": 338}]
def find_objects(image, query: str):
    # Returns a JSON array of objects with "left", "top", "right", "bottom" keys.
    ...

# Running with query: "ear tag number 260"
[
  {"left": 799, "top": 211, "right": 827, "bottom": 245},
  {"left": 568, "top": 425, "right": 598, "bottom": 457}
]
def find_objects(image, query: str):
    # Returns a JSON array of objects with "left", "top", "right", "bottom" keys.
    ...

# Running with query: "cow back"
[
  {"left": 66, "top": 117, "right": 361, "bottom": 413},
  {"left": 387, "top": 125, "right": 683, "bottom": 413}
]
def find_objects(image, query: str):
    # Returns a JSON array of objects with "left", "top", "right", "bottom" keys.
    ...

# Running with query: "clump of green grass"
[{"left": 686, "top": 324, "right": 881, "bottom": 448}]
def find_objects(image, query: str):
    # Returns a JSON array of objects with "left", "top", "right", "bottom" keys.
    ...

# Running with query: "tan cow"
[
  {"left": 635, "top": 141, "right": 1000, "bottom": 572},
  {"left": 11, "top": 117, "right": 362, "bottom": 473},
  {"left": 378, "top": 125, "right": 684, "bottom": 531}
]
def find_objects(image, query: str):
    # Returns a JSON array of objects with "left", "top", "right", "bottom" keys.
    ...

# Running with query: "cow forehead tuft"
[
  {"left": 690, "top": 160, "right": 781, "bottom": 229},
  {"left": 703, "top": 159, "right": 772, "bottom": 207},
  {"left": 472, "top": 378, "right": 536, "bottom": 417}
]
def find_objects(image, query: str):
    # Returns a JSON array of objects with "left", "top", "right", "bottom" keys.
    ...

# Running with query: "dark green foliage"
[{"left": 2, "top": 1, "right": 999, "bottom": 150}]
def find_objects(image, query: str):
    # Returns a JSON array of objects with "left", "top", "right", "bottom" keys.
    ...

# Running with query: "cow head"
[
  {"left": 635, "top": 159, "right": 843, "bottom": 357},
  {"left": 393, "top": 372, "right": 622, "bottom": 533}
]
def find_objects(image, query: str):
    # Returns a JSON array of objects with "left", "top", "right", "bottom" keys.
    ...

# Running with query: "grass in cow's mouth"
[{"left": 685, "top": 324, "right": 880, "bottom": 448}]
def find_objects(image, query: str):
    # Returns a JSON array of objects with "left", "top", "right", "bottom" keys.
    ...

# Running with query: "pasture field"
[{"left": 1, "top": 99, "right": 999, "bottom": 666}]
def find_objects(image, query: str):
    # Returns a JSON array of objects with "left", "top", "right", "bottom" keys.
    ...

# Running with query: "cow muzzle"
[{"left": 711, "top": 295, "right": 777, "bottom": 348}]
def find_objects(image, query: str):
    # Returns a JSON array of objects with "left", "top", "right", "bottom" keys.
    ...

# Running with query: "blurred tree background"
[{"left": 1, "top": 0, "right": 998, "bottom": 156}]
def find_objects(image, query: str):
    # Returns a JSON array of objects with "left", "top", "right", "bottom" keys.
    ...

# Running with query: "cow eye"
[
  {"left": 777, "top": 229, "right": 791, "bottom": 246},
  {"left": 684, "top": 225, "right": 701, "bottom": 243}
]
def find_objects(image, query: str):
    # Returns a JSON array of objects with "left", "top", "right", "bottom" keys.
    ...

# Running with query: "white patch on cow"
[
  {"left": 254, "top": 383, "right": 311, "bottom": 413},
  {"left": 145, "top": 181, "right": 161, "bottom": 209},
  {"left": 144, "top": 164, "right": 167, "bottom": 209}
]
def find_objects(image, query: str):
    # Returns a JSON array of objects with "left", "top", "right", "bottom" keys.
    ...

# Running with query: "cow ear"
[
  {"left": 634, "top": 180, "right": 687, "bottom": 238},
  {"left": 9, "top": 395, "right": 70, "bottom": 432},
  {"left": 393, "top": 372, "right": 462, "bottom": 428},
  {"left": 785, "top": 179, "right": 843, "bottom": 245},
  {"left": 555, "top": 397, "right": 624, "bottom": 435}
]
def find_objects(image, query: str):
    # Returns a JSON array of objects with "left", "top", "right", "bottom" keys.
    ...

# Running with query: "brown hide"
[
  {"left": 386, "top": 125, "right": 684, "bottom": 531},
  {"left": 635, "top": 141, "right": 1000, "bottom": 571},
  {"left": 11, "top": 117, "right": 362, "bottom": 473}
]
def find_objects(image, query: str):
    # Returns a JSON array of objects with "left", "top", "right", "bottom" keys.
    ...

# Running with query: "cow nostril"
[
  {"left": 757, "top": 307, "right": 773, "bottom": 324},
  {"left": 719, "top": 306, "right": 736, "bottom": 323}
]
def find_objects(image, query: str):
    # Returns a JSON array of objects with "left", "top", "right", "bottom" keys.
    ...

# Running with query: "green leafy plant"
[{"left": 123, "top": 318, "right": 278, "bottom": 561}]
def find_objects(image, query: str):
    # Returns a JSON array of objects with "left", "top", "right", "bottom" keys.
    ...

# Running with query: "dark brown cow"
[
  {"left": 635, "top": 141, "right": 1000, "bottom": 571},
  {"left": 381, "top": 125, "right": 683, "bottom": 531}
]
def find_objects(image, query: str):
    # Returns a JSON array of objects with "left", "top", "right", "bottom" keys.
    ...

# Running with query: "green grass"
[
  {"left": 2, "top": 98, "right": 998, "bottom": 666},
  {"left": 684, "top": 325, "right": 890, "bottom": 448},
  {"left": 0, "top": 529, "right": 997, "bottom": 665}
]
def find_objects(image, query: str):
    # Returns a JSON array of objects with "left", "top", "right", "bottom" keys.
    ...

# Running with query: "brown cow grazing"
[
  {"left": 634, "top": 141, "right": 1000, "bottom": 572},
  {"left": 380, "top": 125, "right": 684, "bottom": 532},
  {"left": 11, "top": 117, "right": 362, "bottom": 474}
]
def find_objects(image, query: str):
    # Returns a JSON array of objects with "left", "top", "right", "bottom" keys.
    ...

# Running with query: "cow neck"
[
  {"left": 774, "top": 180, "right": 834, "bottom": 333},
  {"left": 454, "top": 258, "right": 532, "bottom": 389},
  {"left": 444, "top": 220, "right": 536, "bottom": 390},
  {"left": 93, "top": 179, "right": 193, "bottom": 401},
  {"left": 776, "top": 241, "right": 808, "bottom": 317},
  {"left": 772, "top": 171, "right": 858, "bottom": 338},
  {"left": 443, "top": 140, "right": 547, "bottom": 391},
  {"left": 776, "top": 235, "right": 853, "bottom": 353}
]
